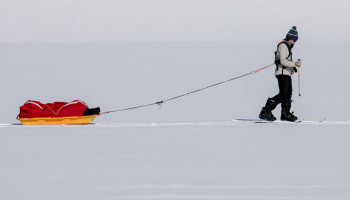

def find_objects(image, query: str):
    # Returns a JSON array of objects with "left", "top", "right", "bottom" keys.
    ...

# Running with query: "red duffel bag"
[{"left": 18, "top": 100, "right": 95, "bottom": 118}]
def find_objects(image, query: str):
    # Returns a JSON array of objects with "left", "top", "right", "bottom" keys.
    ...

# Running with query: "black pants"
[{"left": 271, "top": 75, "right": 292, "bottom": 103}]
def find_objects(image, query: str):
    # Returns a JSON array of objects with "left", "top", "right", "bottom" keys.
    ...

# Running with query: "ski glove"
[{"left": 293, "top": 67, "right": 298, "bottom": 73}]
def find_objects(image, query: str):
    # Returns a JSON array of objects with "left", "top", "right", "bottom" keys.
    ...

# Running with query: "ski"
[
  {"left": 233, "top": 119, "right": 297, "bottom": 123},
  {"left": 319, "top": 118, "right": 326, "bottom": 123},
  {"left": 233, "top": 119, "right": 270, "bottom": 123},
  {"left": 233, "top": 118, "right": 327, "bottom": 124}
]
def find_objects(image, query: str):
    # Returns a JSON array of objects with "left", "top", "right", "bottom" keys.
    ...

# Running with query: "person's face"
[{"left": 289, "top": 40, "right": 296, "bottom": 45}]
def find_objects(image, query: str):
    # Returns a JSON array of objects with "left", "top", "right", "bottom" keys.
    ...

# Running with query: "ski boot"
[
  {"left": 259, "top": 98, "right": 278, "bottom": 121},
  {"left": 281, "top": 99, "right": 298, "bottom": 122}
]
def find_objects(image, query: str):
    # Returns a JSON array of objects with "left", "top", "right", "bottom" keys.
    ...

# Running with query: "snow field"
[
  {"left": 1, "top": 0, "right": 350, "bottom": 199},
  {"left": 1, "top": 124, "right": 350, "bottom": 199},
  {"left": 1, "top": 40, "right": 350, "bottom": 199}
]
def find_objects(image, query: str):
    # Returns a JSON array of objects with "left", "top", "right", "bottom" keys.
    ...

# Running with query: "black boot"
[
  {"left": 281, "top": 100, "right": 298, "bottom": 122},
  {"left": 259, "top": 98, "right": 278, "bottom": 121}
]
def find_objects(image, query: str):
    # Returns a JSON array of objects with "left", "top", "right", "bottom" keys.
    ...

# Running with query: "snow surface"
[
  {"left": 1, "top": 41, "right": 349, "bottom": 200},
  {"left": 1, "top": 1, "right": 350, "bottom": 199},
  {"left": 2, "top": 123, "right": 350, "bottom": 199}
]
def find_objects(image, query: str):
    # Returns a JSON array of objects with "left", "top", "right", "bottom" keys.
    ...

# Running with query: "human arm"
[{"left": 292, "top": 59, "right": 301, "bottom": 74}]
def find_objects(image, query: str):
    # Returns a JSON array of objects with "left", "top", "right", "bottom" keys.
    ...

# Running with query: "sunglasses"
[{"left": 293, "top": 39, "right": 298, "bottom": 42}]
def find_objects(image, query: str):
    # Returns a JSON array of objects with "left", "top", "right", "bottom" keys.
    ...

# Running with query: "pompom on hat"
[{"left": 286, "top": 26, "right": 298, "bottom": 41}]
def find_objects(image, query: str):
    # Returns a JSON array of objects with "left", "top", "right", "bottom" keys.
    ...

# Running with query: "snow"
[
  {"left": 1, "top": 124, "right": 350, "bottom": 199},
  {"left": 1, "top": 41, "right": 350, "bottom": 200},
  {"left": 1, "top": 1, "right": 350, "bottom": 199}
]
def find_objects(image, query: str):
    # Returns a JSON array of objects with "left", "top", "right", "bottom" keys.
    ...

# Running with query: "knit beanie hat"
[{"left": 286, "top": 26, "right": 298, "bottom": 41}]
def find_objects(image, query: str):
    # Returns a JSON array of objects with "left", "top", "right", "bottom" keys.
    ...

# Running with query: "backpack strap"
[
  {"left": 278, "top": 41, "right": 292, "bottom": 60},
  {"left": 274, "top": 41, "right": 293, "bottom": 69}
]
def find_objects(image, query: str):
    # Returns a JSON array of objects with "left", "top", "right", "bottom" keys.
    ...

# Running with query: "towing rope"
[{"left": 100, "top": 63, "right": 274, "bottom": 114}]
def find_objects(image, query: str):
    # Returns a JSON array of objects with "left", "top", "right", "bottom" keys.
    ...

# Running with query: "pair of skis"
[{"left": 233, "top": 118, "right": 326, "bottom": 124}]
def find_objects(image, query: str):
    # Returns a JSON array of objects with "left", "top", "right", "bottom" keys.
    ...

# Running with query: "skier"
[{"left": 259, "top": 26, "right": 302, "bottom": 122}]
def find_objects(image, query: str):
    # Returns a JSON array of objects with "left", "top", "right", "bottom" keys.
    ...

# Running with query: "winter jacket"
[{"left": 275, "top": 40, "right": 297, "bottom": 76}]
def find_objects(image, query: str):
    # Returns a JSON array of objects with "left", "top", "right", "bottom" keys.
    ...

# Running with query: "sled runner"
[
  {"left": 17, "top": 100, "right": 100, "bottom": 125},
  {"left": 17, "top": 115, "right": 99, "bottom": 125}
]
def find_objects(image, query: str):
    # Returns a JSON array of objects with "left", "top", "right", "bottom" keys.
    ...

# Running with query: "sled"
[{"left": 17, "top": 115, "right": 99, "bottom": 125}]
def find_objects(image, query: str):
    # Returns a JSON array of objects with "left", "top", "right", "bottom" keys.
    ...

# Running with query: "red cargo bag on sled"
[{"left": 18, "top": 100, "right": 100, "bottom": 118}]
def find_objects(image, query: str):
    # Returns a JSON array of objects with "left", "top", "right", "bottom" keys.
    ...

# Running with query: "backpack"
[{"left": 274, "top": 41, "right": 293, "bottom": 71}]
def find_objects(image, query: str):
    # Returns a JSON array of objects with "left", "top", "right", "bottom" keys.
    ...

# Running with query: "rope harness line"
[{"left": 100, "top": 63, "right": 274, "bottom": 114}]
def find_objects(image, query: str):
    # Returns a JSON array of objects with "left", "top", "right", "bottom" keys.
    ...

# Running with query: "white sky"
[{"left": 0, "top": 0, "right": 349, "bottom": 42}]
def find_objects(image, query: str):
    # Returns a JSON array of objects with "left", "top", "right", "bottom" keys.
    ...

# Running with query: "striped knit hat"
[{"left": 286, "top": 26, "right": 298, "bottom": 41}]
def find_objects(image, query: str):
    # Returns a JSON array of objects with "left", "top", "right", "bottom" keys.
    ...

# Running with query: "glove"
[{"left": 293, "top": 67, "right": 298, "bottom": 73}]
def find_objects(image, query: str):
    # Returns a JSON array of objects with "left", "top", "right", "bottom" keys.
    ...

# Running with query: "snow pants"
[{"left": 271, "top": 75, "right": 292, "bottom": 103}]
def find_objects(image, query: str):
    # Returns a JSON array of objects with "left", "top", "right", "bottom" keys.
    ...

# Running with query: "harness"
[{"left": 274, "top": 41, "right": 293, "bottom": 72}]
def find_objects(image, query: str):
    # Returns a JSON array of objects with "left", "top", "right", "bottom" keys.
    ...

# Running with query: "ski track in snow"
[{"left": 1, "top": 120, "right": 349, "bottom": 128}]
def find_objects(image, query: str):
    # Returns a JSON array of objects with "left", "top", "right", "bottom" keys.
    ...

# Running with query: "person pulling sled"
[{"left": 259, "top": 26, "right": 302, "bottom": 122}]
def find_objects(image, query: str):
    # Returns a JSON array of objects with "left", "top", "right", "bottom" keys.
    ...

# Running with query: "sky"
[{"left": 0, "top": 0, "right": 349, "bottom": 42}]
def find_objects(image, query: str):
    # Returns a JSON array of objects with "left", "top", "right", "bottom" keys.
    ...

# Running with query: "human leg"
[
  {"left": 259, "top": 75, "right": 289, "bottom": 121},
  {"left": 271, "top": 75, "right": 290, "bottom": 103},
  {"left": 280, "top": 78, "right": 298, "bottom": 121}
]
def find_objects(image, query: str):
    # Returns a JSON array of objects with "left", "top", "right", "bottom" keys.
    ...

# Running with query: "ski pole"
[
  {"left": 298, "top": 59, "right": 301, "bottom": 119},
  {"left": 298, "top": 59, "right": 301, "bottom": 96}
]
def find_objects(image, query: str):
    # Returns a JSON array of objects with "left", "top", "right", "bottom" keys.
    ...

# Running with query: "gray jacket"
[{"left": 275, "top": 40, "right": 297, "bottom": 76}]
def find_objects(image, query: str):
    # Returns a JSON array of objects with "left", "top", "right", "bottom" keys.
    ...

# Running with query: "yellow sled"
[{"left": 17, "top": 115, "right": 99, "bottom": 125}]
